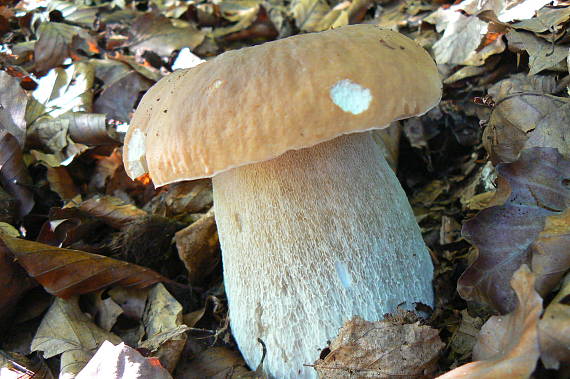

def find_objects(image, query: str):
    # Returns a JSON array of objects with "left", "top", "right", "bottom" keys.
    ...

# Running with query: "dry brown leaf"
[
  {"left": 77, "top": 340, "right": 172, "bottom": 379},
  {"left": 34, "top": 22, "right": 75, "bottom": 72},
  {"left": 92, "top": 60, "right": 153, "bottom": 123},
  {"left": 0, "top": 242, "right": 36, "bottom": 332},
  {"left": 140, "top": 283, "right": 189, "bottom": 372},
  {"left": 0, "top": 71, "right": 28, "bottom": 148},
  {"left": 506, "top": 30, "right": 568, "bottom": 75},
  {"left": 27, "top": 62, "right": 95, "bottom": 123},
  {"left": 438, "top": 265, "right": 542, "bottom": 379},
  {"left": 290, "top": 0, "right": 330, "bottom": 32},
  {"left": 145, "top": 180, "right": 212, "bottom": 217},
  {"left": 128, "top": 13, "right": 206, "bottom": 57},
  {"left": 483, "top": 93, "right": 570, "bottom": 164},
  {"left": 531, "top": 209, "right": 570, "bottom": 296},
  {"left": 46, "top": 166, "right": 80, "bottom": 202},
  {"left": 512, "top": 6, "right": 570, "bottom": 33},
  {"left": 539, "top": 272, "right": 570, "bottom": 369},
  {"left": 31, "top": 296, "right": 122, "bottom": 377},
  {"left": 0, "top": 234, "right": 167, "bottom": 298},
  {"left": 314, "top": 316, "right": 444, "bottom": 378},
  {"left": 0, "top": 130, "right": 35, "bottom": 217},
  {"left": 459, "top": 147, "right": 570, "bottom": 313},
  {"left": 78, "top": 195, "right": 147, "bottom": 229},
  {"left": 175, "top": 208, "right": 219, "bottom": 284},
  {"left": 175, "top": 346, "right": 254, "bottom": 379}
]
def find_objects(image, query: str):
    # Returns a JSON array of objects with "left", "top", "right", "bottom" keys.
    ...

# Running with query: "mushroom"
[{"left": 123, "top": 25, "right": 442, "bottom": 378}]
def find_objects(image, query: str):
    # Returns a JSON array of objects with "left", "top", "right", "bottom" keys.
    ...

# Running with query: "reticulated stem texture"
[{"left": 212, "top": 132, "right": 434, "bottom": 379}]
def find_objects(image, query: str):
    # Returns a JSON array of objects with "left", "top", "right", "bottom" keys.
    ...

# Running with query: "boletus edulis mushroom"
[{"left": 123, "top": 25, "right": 442, "bottom": 378}]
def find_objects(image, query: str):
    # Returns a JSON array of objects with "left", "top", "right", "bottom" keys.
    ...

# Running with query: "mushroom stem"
[{"left": 212, "top": 132, "right": 434, "bottom": 378}]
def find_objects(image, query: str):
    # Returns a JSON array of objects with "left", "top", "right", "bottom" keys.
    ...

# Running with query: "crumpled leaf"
[
  {"left": 459, "top": 148, "right": 570, "bottom": 313},
  {"left": 175, "top": 208, "right": 219, "bottom": 284},
  {"left": 506, "top": 30, "right": 568, "bottom": 75},
  {"left": 0, "top": 131, "right": 35, "bottom": 217},
  {"left": 539, "top": 271, "right": 570, "bottom": 369},
  {"left": 483, "top": 93, "right": 570, "bottom": 164},
  {"left": 0, "top": 71, "right": 28, "bottom": 147},
  {"left": 314, "top": 316, "right": 444, "bottom": 378},
  {"left": 140, "top": 283, "right": 189, "bottom": 371},
  {"left": 0, "top": 234, "right": 167, "bottom": 298},
  {"left": 438, "top": 265, "right": 542, "bottom": 379},
  {"left": 76, "top": 341, "right": 172, "bottom": 379},
  {"left": 31, "top": 296, "right": 122, "bottom": 377},
  {"left": 128, "top": 13, "right": 205, "bottom": 57}
]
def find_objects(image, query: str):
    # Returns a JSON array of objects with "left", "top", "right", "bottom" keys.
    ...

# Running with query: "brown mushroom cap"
[{"left": 124, "top": 24, "right": 441, "bottom": 186}]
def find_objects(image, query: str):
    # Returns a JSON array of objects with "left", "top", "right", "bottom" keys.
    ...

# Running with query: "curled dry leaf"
[
  {"left": 31, "top": 297, "right": 122, "bottom": 377},
  {"left": 438, "top": 265, "right": 542, "bottom": 379},
  {"left": 314, "top": 316, "right": 444, "bottom": 378},
  {"left": 483, "top": 93, "right": 570, "bottom": 164},
  {"left": 0, "top": 130, "right": 35, "bottom": 217},
  {"left": 175, "top": 208, "right": 219, "bottom": 284},
  {"left": 76, "top": 341, "right": 172, "bottom": 379},
  {"left": 539, "top": 272, "right": 570, "bottom": 369},
  {"left": 459, "top": 147, "right": 570, "bottom": 313},
  {"left": 0, "top": 234, "right": 167, "bottom": 298}
]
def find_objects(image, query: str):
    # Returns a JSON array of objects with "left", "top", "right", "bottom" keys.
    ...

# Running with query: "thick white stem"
[{"left": 212, "top": 132, "right": 433, "bottom": 378}]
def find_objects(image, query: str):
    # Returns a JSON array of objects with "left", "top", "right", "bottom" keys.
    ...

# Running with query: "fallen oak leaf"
[
  {"left": 438, "top": 265, "right": 542, "bottom": 379},
  {"left": 459, "top": 147, "right": 570, "bottom": 313},
  {"left": 0, "top": 234, "right": 168, "bottom": 298}
]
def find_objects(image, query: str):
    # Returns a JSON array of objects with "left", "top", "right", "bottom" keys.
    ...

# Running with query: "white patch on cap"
[
  {"left": 330, "top": 79, "right": 372, "bottom": 115},
  {"left": 126, "top": 128, "right": 147, "bottom": 178}
]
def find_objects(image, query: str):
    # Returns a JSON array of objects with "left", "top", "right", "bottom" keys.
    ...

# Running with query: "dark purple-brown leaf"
[{"left": 459, "top": 147, "right": 570, "bottom": 313}]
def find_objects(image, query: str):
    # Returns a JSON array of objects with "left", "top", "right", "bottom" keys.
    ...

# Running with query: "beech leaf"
[{"left": 0, "top": 234, "right": 167, "bottom": 298}]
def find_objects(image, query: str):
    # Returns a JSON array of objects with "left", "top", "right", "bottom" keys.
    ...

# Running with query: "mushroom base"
[{"left": 212, "top": 132, "right": 434, "bottom": 379}]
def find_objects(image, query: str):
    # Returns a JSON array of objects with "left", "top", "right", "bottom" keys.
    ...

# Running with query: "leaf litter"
[{"left": 0, "top": 0, "right": 570, "bottom": 377}]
